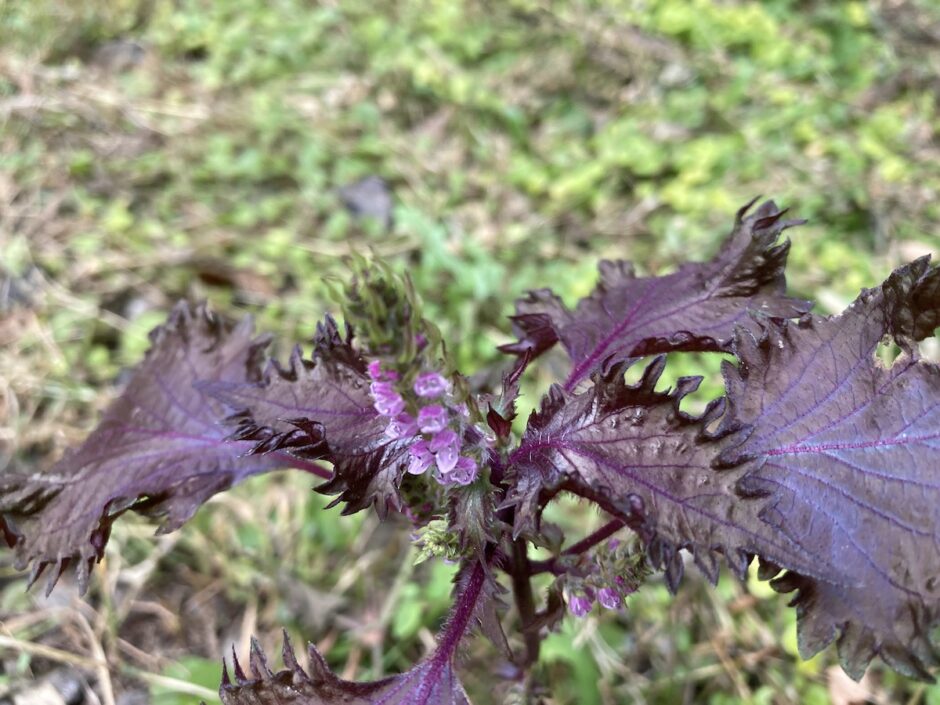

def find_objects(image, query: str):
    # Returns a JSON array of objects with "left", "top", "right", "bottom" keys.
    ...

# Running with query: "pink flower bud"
[
  {"left": 597, "top": 587, "right": 621, "bottom": 610},
  {"left": 614, "top": 575, "right": 636, "bottom": 595},
  {"left": 406, "top": 440, "right": 433, "bottom": 475},
  {"left": 568, "top": 594, "right": 593, "bottom": 618},
  {"left": 417, "top": 405, "right": 448, "bottom": 434},
  {"left": 413, "top": 372, "right": 451, "bottom": 398}
]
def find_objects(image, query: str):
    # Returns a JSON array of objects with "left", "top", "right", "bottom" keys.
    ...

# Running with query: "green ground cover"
[{"left": 1, "top": 1, "right": 939, "bottom": 703}]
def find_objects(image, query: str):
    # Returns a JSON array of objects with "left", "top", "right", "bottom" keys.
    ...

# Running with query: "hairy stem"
[
  {"left": 510, "top": 537, "right": 540, "bottom": 666},
  {"left": 432, "top": 559, "right": 486, "bottom": 669}
]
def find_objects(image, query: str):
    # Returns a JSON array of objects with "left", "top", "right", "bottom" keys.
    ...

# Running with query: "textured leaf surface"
[
  {"left": 206, "top": 317, "right": 410, "bottom": 516},
  {"left": 0, "top": 303, "right": 284, "bottom": 593},
  {"left": 502, "top": 199, "right": 810, "bottom": 390},
  {"left": 220, "top": 563, "right": 486, "bottom": 705},
  {"left": 719, "top": 257, "right": 940, "bottom": 679},
  {"left": 506, "top": 357, "right": 827, "bottom": 591}
]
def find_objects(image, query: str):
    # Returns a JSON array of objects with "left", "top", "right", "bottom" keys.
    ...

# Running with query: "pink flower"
[
  {"left": 413, "top": 372, "right": 451, "bottom": 398},
  {"left": 429, "top": 428, "right": 458, "bottom": 453},
  {"left": 385, "top": 413, "right": 419, "bottom": 440},
  {"left": 447, "top": 455, "right": 478, "bottom": 485},
  {"left": 373, "top": 393, "right": 404, "bottom": 417},
  {"left": 435, "top": 444, "right": 459, "bottom": 473},
  {"left": 407, "top": 440, "right": 433, "bottom": 475},
  {"left": 370, "top": 381, "right": 404, "bottom": 416},
  {"left": 568, "top": 594, "right": 593, "bottom": 618},
  {"left": 367, "top": 360, "right": 399, "bottom": 382},
  {"left": 597, "top": 587, "right": 621, "bottom": 610},
  {"left": 417, "top": 405, "right": 448, "bottom": 434},
  {"left": 370, "top": 380, "right": 395, "bottom": 397}
]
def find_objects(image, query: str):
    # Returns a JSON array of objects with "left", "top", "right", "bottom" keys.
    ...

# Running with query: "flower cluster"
[
  {"left": 566, "top": 580, "right": 630, "bottom": 617},
  {"left": 368, "top": 361, "right": 482, "bottom": 486},
  {"left": 565, "top": 539, "right": 645, "bottom": 618}
]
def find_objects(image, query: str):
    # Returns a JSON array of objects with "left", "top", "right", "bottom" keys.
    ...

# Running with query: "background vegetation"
[{"left": 1, "top": 1, "right": 939, "bottom": 703}]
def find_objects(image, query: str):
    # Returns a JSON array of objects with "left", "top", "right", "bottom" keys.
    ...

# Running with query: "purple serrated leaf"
[
  {"left": 204, "top": 316, "right": 413, "bottom": 517},
  {"left": 220, "top": 562, "right": 487, "bottom": 705},
  {"left": 0, "top": 302, "right": 286, "bottom": 594},
  {"left": 718, "top": 257, "right": 940, "bottom": 680},
  {"left": 507, "top": 355, "right": 831, "bottom": 593},
  {"left": 502, "top": 199, "right": 810, "bottom": 390}
]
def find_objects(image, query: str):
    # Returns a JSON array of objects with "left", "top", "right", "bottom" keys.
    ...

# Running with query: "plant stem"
[
  {"left": 430, "top": 559, "right": 486, "bottom": 670},
  {"left": 529, "top": 518, "right": 627, "bottom": 576},
  {"left": 563, "top": 518, "right": 627, "bottom": 557},
  {"left": 510, "top": 537, "right": 540, "bottom": 666}
]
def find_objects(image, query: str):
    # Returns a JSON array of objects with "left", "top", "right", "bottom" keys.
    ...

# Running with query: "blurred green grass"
[{"left": 1, "top": 0, "right": 939, "bottom": 703}]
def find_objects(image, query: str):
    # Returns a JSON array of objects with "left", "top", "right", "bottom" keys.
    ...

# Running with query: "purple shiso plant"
[{"left": 2, "top": 198, "right": 940, "bottom": 703}]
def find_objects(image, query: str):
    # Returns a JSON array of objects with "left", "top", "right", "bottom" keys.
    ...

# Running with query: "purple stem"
[
  {"left": 427, "top": 560, "right": 486, "bottom": 670},
  {"left": 563, "top": 518, "right": 627, "bottom": 556},
  {"left": 529, "top": 517, "right": 627, "bottom": 576}
]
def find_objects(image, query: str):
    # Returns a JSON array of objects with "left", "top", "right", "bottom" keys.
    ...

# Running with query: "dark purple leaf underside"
[
  {"left": 205, "top": 317, "right": 411, "bottom": 517},
  {"left": 220, "top": 562, "right": 486, "bottom": 705},
  {"left": 719, "top": 257, "right": 940, "bottom": 679},
  {"left": 507, "top": 357, "right": 830, "bottom": 592},
  {"left": 0, "top": 302, "right": 284, "bottom": 594},
  {"left": 501, "top": 198, "right": 811, "bottom": 390}
]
